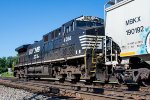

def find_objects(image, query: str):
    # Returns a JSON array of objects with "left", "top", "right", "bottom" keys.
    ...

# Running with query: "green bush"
[{"left": 1, "top": 72, "right": 14, "bottom": 77}]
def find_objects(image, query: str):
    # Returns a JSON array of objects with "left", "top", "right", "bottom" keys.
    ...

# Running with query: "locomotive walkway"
[{"left": 0, "top": 77, "right": 150, "bottom": 100}]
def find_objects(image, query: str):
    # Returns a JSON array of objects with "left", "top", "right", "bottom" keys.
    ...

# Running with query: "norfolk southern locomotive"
[
  {"left": 15, "top": 16, "right": 109, "bottom": 82},
  {"left": 15, "top": 0, "right": 150, "bottom": 86}
]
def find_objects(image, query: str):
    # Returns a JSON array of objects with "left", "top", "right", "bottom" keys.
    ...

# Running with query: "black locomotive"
[{"left": 14, "top": 16, "right": 121, "bottom": 83}]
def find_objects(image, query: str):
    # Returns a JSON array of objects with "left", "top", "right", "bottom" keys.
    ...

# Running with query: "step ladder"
[
  {"left": 104, "top": 36, "right": 113, "bottom": 63},
  {"left": 104, "top": 36, "right": 120, "bottom": 77},
  {"left": 90, "top": 35, "right": 99, "bottom": 73}
]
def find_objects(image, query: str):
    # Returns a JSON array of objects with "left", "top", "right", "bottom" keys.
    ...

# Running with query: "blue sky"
[{"left": 0, "top": 0, "right": 107, "bottom": 57}]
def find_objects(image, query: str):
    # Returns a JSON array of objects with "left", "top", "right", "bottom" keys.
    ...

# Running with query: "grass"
[{"left": 1, "top": 72, "right": 14, "bottom": 77}]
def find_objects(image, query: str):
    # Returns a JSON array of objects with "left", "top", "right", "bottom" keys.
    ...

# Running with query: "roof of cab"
[{"left": 15, "top": 44, "right": 30, "bottom": 52}]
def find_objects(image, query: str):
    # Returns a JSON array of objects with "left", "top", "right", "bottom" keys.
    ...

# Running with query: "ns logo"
[{"left": 29, "top": 46, "right": 41, "bottom": 59}]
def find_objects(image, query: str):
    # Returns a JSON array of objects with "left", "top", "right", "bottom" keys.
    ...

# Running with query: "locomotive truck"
[{"left": 15, "top": 0, "right": 150, "bottom": 86}]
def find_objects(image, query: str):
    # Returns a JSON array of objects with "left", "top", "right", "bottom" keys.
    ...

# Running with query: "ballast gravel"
[{"left": 0, "top": 85, "right": 63, "bottom": 100}]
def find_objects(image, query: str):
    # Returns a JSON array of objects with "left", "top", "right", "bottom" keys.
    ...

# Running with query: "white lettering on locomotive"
[
  {"left": 29, "top": 46, "right": 41, "bottom": 55},
  {"left": 34, "top": 54, "right": 40, "bottom": 59},
  {"left": 64, "top": 36, "right": 71, "bottom": 42}
]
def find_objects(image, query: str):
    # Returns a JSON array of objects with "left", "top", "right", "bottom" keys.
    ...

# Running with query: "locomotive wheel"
[
  {"left": 71, "top": 74, "right": 81, "bottom": 83},
  {"left": 141, "top": 80, "right": 150, "bottom": 87}
]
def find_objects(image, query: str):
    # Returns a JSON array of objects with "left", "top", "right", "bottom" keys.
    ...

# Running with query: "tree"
[
  {"left": 0, "top": 56, "right": 18, "bottom": 74},
  {"left": 0, "top": 57, "right": 7, "bottom": 73}
]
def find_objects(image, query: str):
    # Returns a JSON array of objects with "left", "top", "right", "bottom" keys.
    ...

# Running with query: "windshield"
[{"left": 76, "top": 21, "right": 102, "bottom": 27}]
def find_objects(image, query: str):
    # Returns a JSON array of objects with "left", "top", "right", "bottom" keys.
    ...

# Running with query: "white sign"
[{"left": 106, "top": 0, "right": 150, "bottom": 57}]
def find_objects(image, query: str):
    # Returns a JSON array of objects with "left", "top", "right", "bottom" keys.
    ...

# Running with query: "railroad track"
[{"left": 0, "top": 77, "right": 150, "bottom": 100}]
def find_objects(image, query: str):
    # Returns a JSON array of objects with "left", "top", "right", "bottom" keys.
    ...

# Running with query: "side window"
[
  {"left": 65, "top": 24, "right": 73, "bottom": 34},
  {"left": 55, "top": 31, "right": 59, "bottom": 38},
  {"left": 66, "top": 26, "right": 69, "bottom": 33},
  {"left": 55, "top": 29, "right": 61, "bottom": 38},
  {"left": 51, "top": 32, "right": 55, "bottom": 39},
  {"left": 51, "top": 29, "right": 61, "bottom": 39},
  {"left": 63, "top": 23, "right": 74, "bottom": 35},
  {"left": 44, "top": 35, "right": 49, "bottom": 42},
  {"left": 70, "top": 22, "right": 74, "bottom": 31},
  {"left": 69, "top": 26, "right": 71, "bottom": 32}
]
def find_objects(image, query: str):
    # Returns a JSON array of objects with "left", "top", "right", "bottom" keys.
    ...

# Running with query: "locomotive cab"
[{"left": 15, "top": 44, "right": 30, "bottom": 78}]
